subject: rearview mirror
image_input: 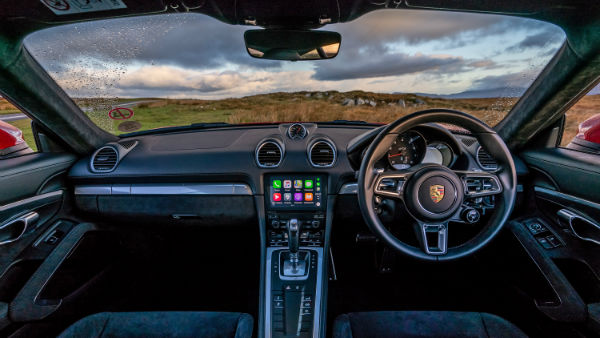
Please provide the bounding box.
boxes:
[244,29,341,61]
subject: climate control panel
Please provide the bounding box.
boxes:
[267,211,325,247]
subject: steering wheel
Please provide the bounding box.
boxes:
[358,109,517,261]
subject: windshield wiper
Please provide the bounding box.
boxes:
[120,122,231,137]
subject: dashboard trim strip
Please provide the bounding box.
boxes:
[75,183,253,196]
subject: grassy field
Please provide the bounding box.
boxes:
[0,98,21,115]
[83,91,515,134]
[1,92,599,152]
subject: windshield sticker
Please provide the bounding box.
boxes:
[118,121,142,133]
[41,0,126,15]
[108,107,134,120]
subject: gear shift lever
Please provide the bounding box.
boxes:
[288,219,299,257]
[282,219,307,277]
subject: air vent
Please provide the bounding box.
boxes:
[309,140,336,167]
[119,139,138,149]
[477,147,498,171]
[256,141,283,168]
[91,146,119,172]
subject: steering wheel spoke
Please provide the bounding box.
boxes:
[413,221,449,256]
[373,169,411,200]
[455,171,503,198]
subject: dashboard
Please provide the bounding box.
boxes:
[67,122,506,225]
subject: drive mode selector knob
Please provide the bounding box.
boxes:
[462,208,481,224]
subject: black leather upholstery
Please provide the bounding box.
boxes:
[58,311,253,338]
[333,311,527,338]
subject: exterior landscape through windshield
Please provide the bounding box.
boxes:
[22,10,566,135]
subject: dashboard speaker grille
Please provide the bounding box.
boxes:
[461,138,476,147]
[119,139,138,149]
[92,146,118,172]
[477,147,498,171]
[309,140,336,167]
[256,141,282,167]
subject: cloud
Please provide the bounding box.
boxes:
[470,73,533,93]
[312,50,498,81]
[111,66,321,98]
[507,29,564,52]
[25,13,282,72]
[312,53,465,81]
[119,66,245,93]
[332,10,505,48]
[23,9,565,99]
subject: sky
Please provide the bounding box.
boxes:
[24,9,566,100]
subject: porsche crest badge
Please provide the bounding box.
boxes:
[430,185,445,203]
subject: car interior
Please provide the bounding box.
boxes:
[0,0,600,337]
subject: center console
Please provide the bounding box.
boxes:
[264,174,327,338]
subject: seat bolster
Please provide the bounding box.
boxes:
[332,313,353,338]
[58,311,254,338]
[332,311,527,338]
[481,313,527,338]
[234,313,254,338]
[58,312,111,338]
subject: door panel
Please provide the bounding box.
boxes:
[0,153,76,205]
[0,152,76,332]
[521,147,600,334]
[522,148,600,203]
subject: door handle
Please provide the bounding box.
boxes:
[0,212,39,246]
[558,209,600,245]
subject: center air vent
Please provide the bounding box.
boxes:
[91,146,119,172]
[477,147,498,171]
[309,140,336,167]
[256,140,283,168]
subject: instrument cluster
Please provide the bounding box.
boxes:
[386,129,455,170]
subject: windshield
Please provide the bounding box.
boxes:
[24,10,565,135]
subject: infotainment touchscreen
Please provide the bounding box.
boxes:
[267,175,326,210]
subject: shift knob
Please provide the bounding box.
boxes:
[288,219,300,254]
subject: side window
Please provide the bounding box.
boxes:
[0,97,37,155]
[561,82,600,153]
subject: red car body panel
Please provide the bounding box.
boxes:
[0,120,24,150]
[577,114,600,144]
